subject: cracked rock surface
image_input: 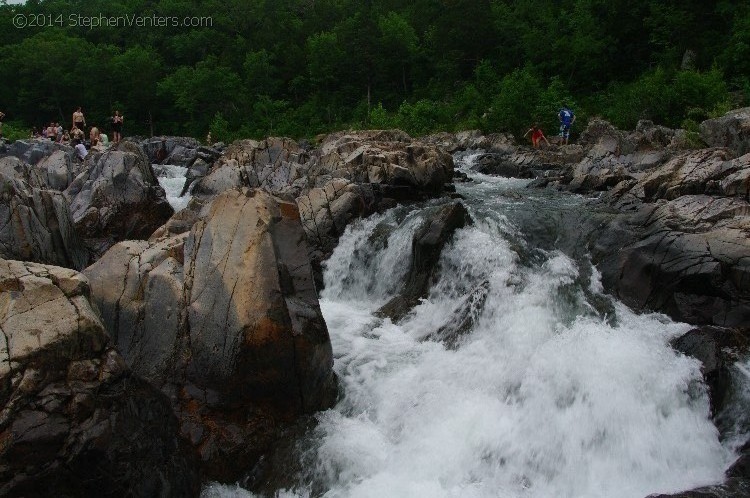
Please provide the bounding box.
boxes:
[84,188,337,482]
[64,146,174,258]
[0,258,198,497]
[0,171,88,270]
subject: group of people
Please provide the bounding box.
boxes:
[30,107,125,161]
[523,105,576,148]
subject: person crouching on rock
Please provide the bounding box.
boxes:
[71,124,85,143]
[523,124,550,148]
[73,139,88,161]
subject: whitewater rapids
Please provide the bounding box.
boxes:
[204,153,742,498]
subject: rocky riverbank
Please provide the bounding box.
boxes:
[0,111,748,495]
[0,129,458,493]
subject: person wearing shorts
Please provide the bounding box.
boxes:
[112,110,123,143]
[558,105,575,145]
[72,107,86,131]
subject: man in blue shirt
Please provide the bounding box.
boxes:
[558,105,576,145]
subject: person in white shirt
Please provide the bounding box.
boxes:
[74,140,88,161]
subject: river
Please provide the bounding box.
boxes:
[157,152,744,498]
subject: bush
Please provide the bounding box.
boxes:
[368,103,397,129]
[1,121,30,142]
[396,99,450,136]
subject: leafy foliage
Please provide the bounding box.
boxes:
[0,0,744,140]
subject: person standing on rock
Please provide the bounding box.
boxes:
[558,105,576,145]
[72,107,86,131]
[523,124,550,148]
[112,110,123,143]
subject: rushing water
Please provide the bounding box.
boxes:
[154,163,191,212]
[204,152,743,498]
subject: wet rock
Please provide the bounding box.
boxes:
[672,326,749,417]
[84,188,337,482]
[593,194,750,327]
[64,149,174,258]
[0,259,198,497]
[377,201,472,321]
[425,280,490,348]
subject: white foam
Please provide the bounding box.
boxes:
[202,154,738,498]
[155,164,190,212]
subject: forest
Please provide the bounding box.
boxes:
[0,0,748,142]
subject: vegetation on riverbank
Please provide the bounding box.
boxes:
[0,0,746,141]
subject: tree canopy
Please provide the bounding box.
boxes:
[0,0,747,140]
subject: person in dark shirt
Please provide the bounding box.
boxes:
[558,105,576,145]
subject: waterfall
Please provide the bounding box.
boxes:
[154,163,191,212]
[203,152,743,498]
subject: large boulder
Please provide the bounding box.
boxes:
[0,173,88,270]
[312,130,454,196]
[0,147,82,192]
[700,107,750,156]
[84,188,337,481]
[586,147,750,327]
[377,201,472,321]
[592,194,750,327]
[193,137,313,198]
[64,149,174,257]
[0,259,198,497]
[638,149,740,201]
[0,139,75,167]
[297,179,378,288]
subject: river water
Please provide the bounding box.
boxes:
[180,152,742,498]
[154,163,191,212]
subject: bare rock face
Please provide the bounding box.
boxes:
[312,130,454,196]
[700,107,750,156]
[422,130,517,153]
[193,137,313,198]
[84,188,337,481]
[297,179,372,254]
[0,139,75,167]
[589,150,750,327]
[0,259,198,497]
[0,173,88,270]
[64,149,174,258]
[0,149,82,192]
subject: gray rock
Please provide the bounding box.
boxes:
[700,107,750,156]
[0,139,75,166]
[0,173,88,269]
[0,259,198,497]
[84,188,337,482]
[64,149,174,257]
[377,201,473,321]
